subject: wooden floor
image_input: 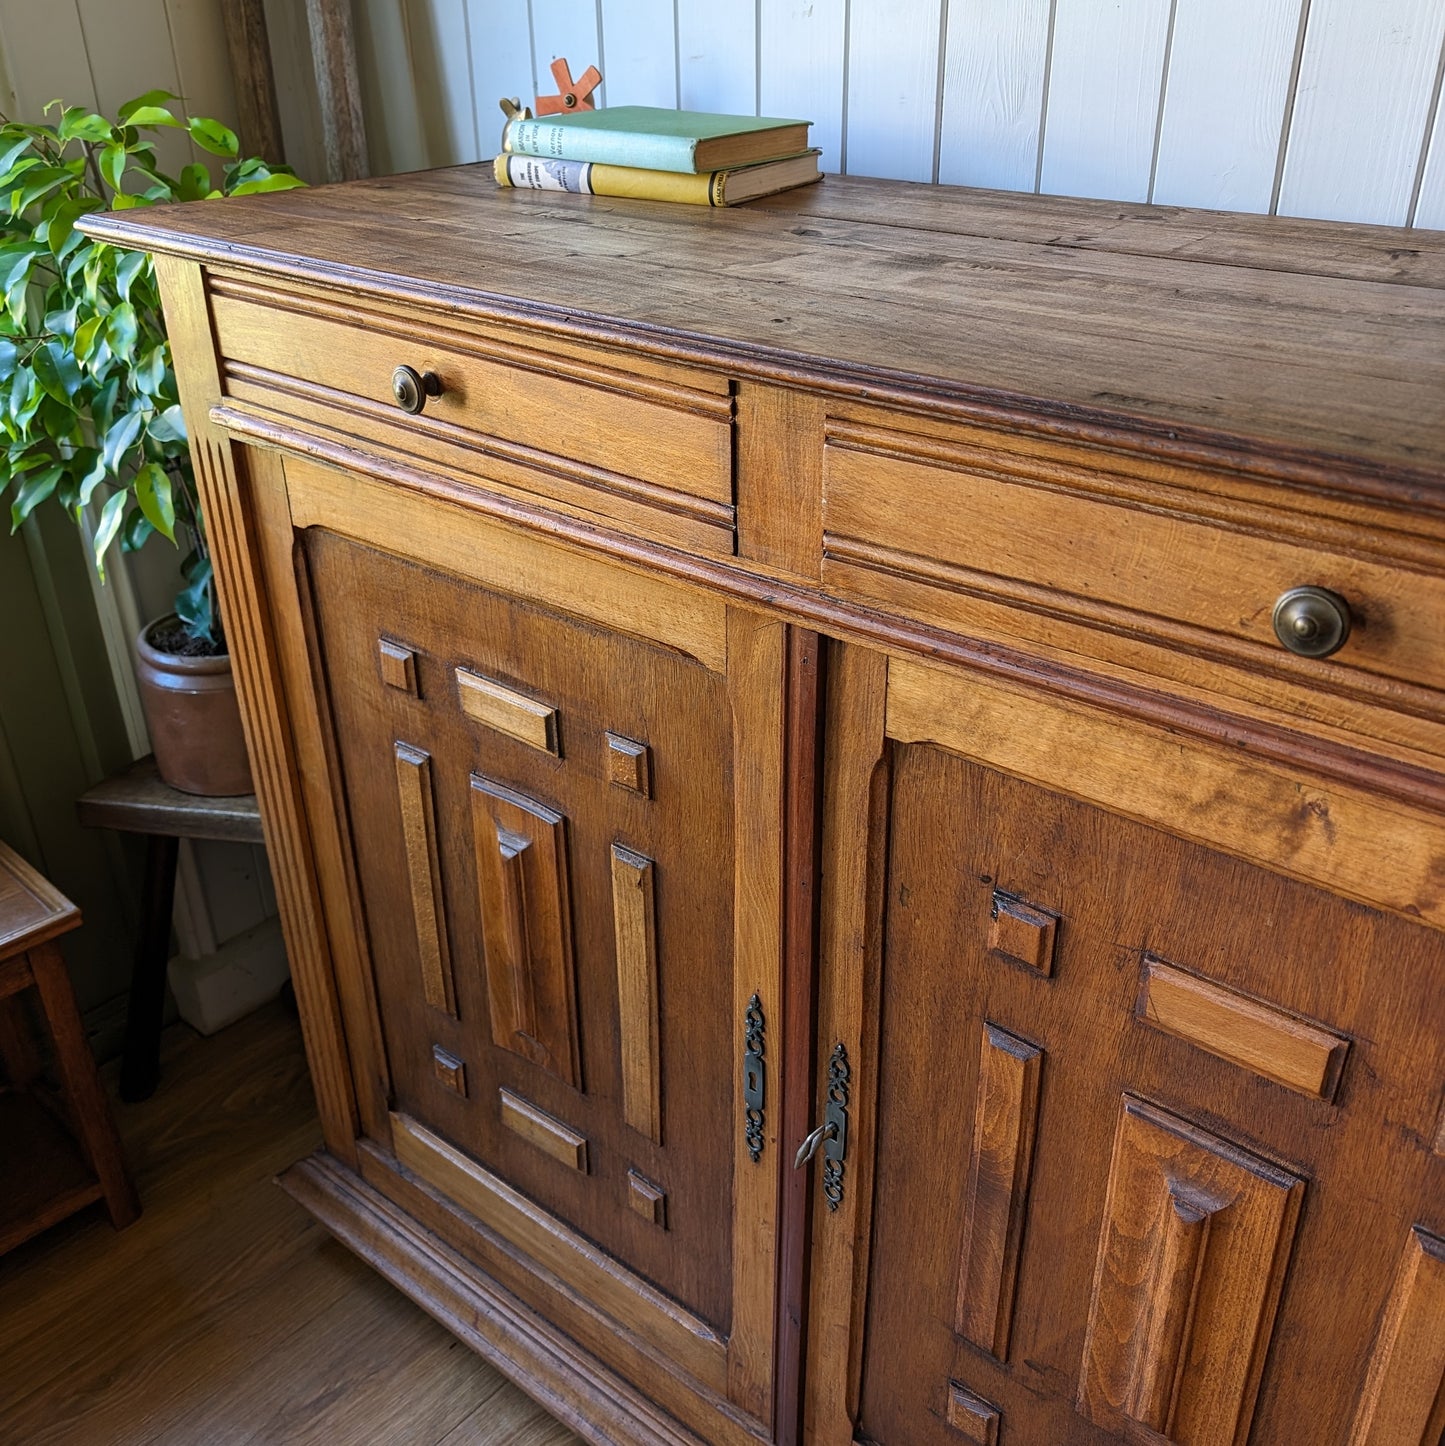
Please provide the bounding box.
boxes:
[0,1000,579,1445]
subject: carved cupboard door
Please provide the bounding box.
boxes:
[804,644,1445,1446]
[255,454,808,1445]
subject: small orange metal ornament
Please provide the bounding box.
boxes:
[535,57,602,115]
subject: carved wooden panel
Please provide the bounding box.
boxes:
[1079,1097,1303,1442]
[1347,1226,1445,1446]
[954,1023,1041,1361]
[1137,957,1350,1101]
[470,776,580,1089]
[456,667,560,755]
[301,526,746,1379]
[852,730,1444,1446]
[392,742,454,1015]
[611,844,661,1143]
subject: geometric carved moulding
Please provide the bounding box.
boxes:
[457,666,560,755]
[955,1023,1042,1362]
[1079,1096,1304,1445]
[1137,956,1350,1103]
[987,889,1058,977]
[393,741,456,1015]
[1346,1225,1445,1446]
[470,774,581,1088]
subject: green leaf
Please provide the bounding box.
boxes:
[114,247,147,301]
[10,464,63,529]
[100,407,143,472]
[177,162,212,202]
[0,338,16,383]
[148,402,187,444]
[39,197,84,256]
[120,106,180,129]
[75,448,108,509]
[135,343,166,395]
[187,116,238,158]
[57,108,113,144]
[0,136,34,181]
[121,505,155,552]
[32,340,82,403]
[106,300,138,360]
[176,553,214,643]
[133,459,175,542]
[228,172,307,197]
[91,488,127,579]
[9,166,70,217]
[73,313,105,365]
[110,192,142,210]
[99,141,126,192]
[117,90,179,122]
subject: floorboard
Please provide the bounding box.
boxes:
[0,1000,579,1445]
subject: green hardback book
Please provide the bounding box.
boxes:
[501,106,812,174]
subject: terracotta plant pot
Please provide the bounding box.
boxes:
[134,616,253,797]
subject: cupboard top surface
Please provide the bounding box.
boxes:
[83,170,1445,486]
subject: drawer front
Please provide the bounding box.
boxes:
[209,277,736,553]
[822,412,1445,754]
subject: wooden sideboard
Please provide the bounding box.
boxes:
[84,173,1445,1446]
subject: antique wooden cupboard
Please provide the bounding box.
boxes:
[85,173,1445,1446]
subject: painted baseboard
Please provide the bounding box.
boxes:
[167,916,289,1035]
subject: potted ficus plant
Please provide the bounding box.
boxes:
[1,92,302,795]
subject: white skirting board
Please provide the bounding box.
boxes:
[167,916,290,1036]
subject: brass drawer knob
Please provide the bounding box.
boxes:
[391,364,442,415]
[1272,586,1352,658]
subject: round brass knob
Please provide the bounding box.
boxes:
[391,364,442,415]
[1272,586,1352,658]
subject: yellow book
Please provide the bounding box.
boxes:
[493,150,822,207]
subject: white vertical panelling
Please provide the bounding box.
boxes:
[759,0,847,172]
[937,0,1052,191]
[677,0,756,114]
[73,0,194,175]
[263,0,327,181]
[356,0,427,174]
[601,0,678,110]
[1416,88,1445,228]
[1040,0,1172,202]
[1279,0,1445,223]
[846,0,944,181]
[163,0,237,126]
[532,0,606,108]
[407,0,479,165]
[1152,0,1303,212]
[0,0,98,119]
[467,0,537,152]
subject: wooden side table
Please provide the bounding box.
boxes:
[0,840,140,1254]
[77,755,266,1102]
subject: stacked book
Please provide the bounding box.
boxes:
[494,106,821,207]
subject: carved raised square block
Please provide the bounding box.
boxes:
[1137,957,1350,1101]
[606,732,652,797]
[955,1022,1042,1360]
[988,890,1057,976]
[470,776,581,1087]
[393,742,455,1015]
[627,1168,667,1228]
[499,1087,589,1173]
[378,638,417,694]
[1080,1096,1303,1443]
[946,1381,1000,1444]
[432,1045,466,1096]
[1348,1226,1445,1446]
[456,668,560,755]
